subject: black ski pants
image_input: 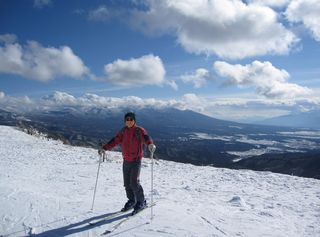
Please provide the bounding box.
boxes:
[123,160,145,204]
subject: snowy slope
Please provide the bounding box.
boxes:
[0,125,319,237]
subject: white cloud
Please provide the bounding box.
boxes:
[247,0,290,8]
[213,60,312,99]
[103,54,166,87]
[0,34,17,44]
[88,5,127,21]
[178,93,207,113]
[42,91,77,105]
[165,80,179,91]
[34,0,52,8]
[286,0,320,42]
[181,68,213,88]
[129,0,297,59]
[0,34,90,81]
[88,5,116,21]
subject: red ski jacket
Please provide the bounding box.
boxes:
[102,125,153,162]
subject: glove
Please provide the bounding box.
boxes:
[98,148,105,156]
[148,144,156,153]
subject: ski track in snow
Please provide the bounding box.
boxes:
[0,125,319,237]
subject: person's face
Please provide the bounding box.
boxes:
[125,117,135,128]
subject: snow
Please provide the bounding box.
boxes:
[191,131,320,161]
[1,125,320,237]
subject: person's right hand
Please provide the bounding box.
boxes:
[148,144,156,153]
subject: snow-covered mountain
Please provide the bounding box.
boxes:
[256,110,320,129]
[1,125,319,237]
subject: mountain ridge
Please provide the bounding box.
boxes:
[256,109,320,129]
[0,106,319,179]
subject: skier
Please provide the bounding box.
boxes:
[99,112,156,214]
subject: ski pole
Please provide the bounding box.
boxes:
[91,152,103,210]
[150,150,154,220]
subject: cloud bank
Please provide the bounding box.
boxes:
[1,91,319,122]
[213,60,312,99]
[0,34,89,81]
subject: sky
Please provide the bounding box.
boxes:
[1,0,320,122]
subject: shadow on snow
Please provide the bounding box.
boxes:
[6,211,131,237]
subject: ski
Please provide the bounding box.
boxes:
[88,211,124,226]
[101,203,155,235]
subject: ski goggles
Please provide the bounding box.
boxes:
[125,117,134,122]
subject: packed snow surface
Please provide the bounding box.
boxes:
[0,126,319,237]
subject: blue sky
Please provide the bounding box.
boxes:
[1,0,320,122]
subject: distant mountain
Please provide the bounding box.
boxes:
[0,109,19,126]
[256,110,320,129]
[1,106,320,179]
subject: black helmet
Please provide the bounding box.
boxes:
[124,111,136,121]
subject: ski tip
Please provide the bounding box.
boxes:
[101,230,111,235]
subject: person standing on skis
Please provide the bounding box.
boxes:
[99,112,156,214]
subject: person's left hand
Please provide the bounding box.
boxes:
[98,148,105,156]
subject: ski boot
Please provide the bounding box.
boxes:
[132,200,147,215]
[121,200,135,212]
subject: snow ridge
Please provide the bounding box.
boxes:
[0,126,319,236]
